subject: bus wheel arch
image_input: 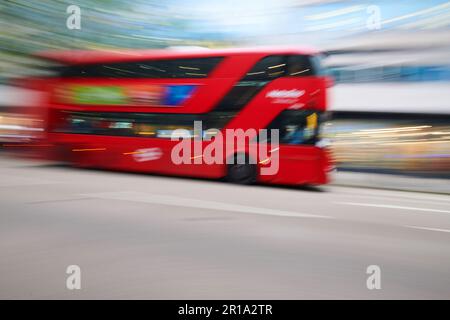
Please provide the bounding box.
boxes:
[226,152,258,184]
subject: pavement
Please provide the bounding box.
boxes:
[332,171,450,195]
[0,155,449,299]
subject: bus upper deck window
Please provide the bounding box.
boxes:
[287,55,314,76]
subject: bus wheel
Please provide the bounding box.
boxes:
[226,154,257,184]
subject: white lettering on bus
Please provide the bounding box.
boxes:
[133,148,163,162]
[266,89,305,99]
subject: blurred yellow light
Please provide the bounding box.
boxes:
[268,63,286,69]
[355,125,432,135]
[381,140,450,146]
[306,113,318,130]
[72,148,106,152]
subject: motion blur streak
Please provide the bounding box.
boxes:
[1,0,449,177]
[0,0,450,299]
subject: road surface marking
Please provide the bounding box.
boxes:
[27,197,93,204]
[331,186,450,203]
[334,191,450,206]
[335,202,450,214]
[405,226,450,234]
[85,191,332,219]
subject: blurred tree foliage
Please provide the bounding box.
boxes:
[0,0,227,82]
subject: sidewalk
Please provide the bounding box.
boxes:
[332,171,450,195]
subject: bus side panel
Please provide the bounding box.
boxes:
[49,134,226,178]
[257,146,326,185]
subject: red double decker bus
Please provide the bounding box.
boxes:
[27,47,333,185]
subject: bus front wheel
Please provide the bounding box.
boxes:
[226,154,257,185]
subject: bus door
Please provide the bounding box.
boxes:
[259,110,324,184]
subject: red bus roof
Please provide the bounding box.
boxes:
[36,46,321,65]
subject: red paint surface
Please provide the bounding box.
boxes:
[27,47,332,185]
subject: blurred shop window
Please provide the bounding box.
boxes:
[421,66,442,81]
[309,55,327,76]
[401,66,420,81]
[340,69,355,83]
[381,66,400,81]
[355,67,381,82]
[329,68,342,83]
[326,65,450,84]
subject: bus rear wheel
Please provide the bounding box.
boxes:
[226,154,257,185]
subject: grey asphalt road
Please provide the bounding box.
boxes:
[0,155,449,299]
